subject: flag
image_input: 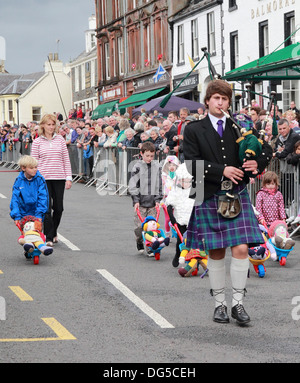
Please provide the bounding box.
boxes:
[188,54,196,72]
[153,63,166,83]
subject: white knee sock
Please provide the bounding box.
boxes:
[208,257,226,308]
[230,257,249,307]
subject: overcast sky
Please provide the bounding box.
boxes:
[0,0,96,74]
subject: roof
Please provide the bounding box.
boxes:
[0,72,44,95]
[224,42,300,82]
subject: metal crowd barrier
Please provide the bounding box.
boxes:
[1,142,299,226]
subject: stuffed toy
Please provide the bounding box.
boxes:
[249,224,277,261]
[269,220,295,250]
[18,215,53,256]
[178,235,208,277]
[142,216,170,250]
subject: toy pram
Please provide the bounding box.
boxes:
[136,206,168,260]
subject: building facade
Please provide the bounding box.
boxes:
[68,15,98,115]
[170,0,224,103]
[94,0,189,116]
[223,0,300,111]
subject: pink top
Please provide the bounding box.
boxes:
[255,187,286,226]
[31,134,72,181]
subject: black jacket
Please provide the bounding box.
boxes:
[183,115,272,201]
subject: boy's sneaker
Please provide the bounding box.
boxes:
[136,242,144,253]
[146,247,154,257]
[292,216,300,225]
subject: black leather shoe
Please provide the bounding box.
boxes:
[231,304,250,325]
[213,305,230,323]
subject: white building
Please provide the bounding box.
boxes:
[68,15,98,115]
[223,0,300,111]
[170,0,224,103]
[0,54,71,125]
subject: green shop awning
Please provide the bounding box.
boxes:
[91,100,118,119]
[224,42,300,82]
[118,87,165,109]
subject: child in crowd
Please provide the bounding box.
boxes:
[128,141,162,255]
[165,163,194,267]
[287,140,300,224]
[161,155,180,236]
[9,155,53,255]
[255,171,286,227]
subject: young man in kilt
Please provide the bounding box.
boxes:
[183,80,272,325]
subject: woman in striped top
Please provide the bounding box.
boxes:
[31,114,72,246]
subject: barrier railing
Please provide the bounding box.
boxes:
[1,142,299,223]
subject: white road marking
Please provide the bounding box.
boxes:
[97,269,175,329]
[57,233,80,251]
[0,193,7,199]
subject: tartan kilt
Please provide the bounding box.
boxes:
[186,186,264,251]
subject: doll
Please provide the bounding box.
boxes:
[269,220,295,250]
[18,215,53,256]
[178,234,208,277]
[142,216,170,251]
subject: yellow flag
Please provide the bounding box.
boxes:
[188,54,196,71]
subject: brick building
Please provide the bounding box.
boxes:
[94,0,189,117]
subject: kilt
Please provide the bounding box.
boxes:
[186,185,264,251]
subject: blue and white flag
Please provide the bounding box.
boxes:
[153,63,166,83]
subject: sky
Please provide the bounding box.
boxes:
[0,0,96,74]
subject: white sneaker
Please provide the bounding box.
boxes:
[292,216,300,225]
[286,216,295,224]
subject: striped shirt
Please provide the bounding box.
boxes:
[31,134,72,181]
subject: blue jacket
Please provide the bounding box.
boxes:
[10,170,49,221]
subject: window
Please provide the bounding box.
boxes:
[143,23,150,67]
[283,80,299,112]
[91,59,96,87]
[177,25,184,64]
[8,100,13,121]
[105,43,110,79]
[118,37,124,75]
[81,63,85,90]
[259,21,269,57]
[207,12,216,54]
[230,31,239,70]
[32,107,41,122]
[284,11,296,46]
[191,19,199,59]
[75,66,79,92]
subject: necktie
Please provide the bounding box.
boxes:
[217,120,223,137]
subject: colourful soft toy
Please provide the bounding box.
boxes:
[249,224,277,261]
[269,220,295,250]
[18,215,53,256]
[178,235,208,277]
[142,216,170,250]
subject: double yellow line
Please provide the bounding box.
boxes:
[0,285,76,342]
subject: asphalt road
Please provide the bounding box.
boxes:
[1,166,300,367]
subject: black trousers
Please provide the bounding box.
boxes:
[44,180,65,242]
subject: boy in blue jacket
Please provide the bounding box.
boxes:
[10,155,52,255]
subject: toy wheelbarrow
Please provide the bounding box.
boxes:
[16,222,42,265]
[136,206,167,260]
[248,251,270,278]
[268,239,294,266]
[172,223,208,278]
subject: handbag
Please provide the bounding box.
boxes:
[1,143,5,152]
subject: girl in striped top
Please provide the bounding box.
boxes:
[31,114,72,246]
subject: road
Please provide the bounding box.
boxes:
[1,166,300,367]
